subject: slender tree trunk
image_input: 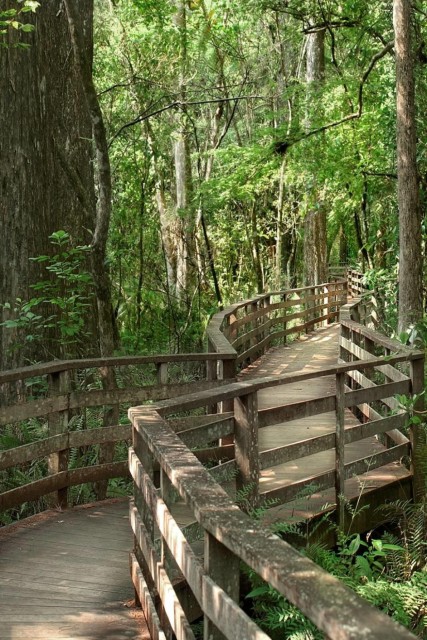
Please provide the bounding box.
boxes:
[275,160,286,288]
[393,0,423,332]
[173,0,195,302]
[303,26,327,286]
[64,0,117,358]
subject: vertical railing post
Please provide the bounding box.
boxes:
[342,276,348,306]
[335,372,345,530]
[207,339,218,415]
[228,313,237,343]
[282,293,288,345]
[324,284,330,326]
[220,357,236,417]
[47,369,70,509]
[410,355,426,503]
[339,324,350,363]
[261,295,270,350]
[157,362,168,386]
[250,301,258,359]
[234,391,259,509]
[132,419,155,609]
[203,533,240,640]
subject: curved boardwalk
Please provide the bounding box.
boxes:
[0,499,150,640]
[241,323,411,525]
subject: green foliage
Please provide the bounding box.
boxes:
[0,0,40,47]
[246,500,427,638]
[362,267,399,333]
[1,231,95,360]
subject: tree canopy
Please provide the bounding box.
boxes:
[1,0,426,359]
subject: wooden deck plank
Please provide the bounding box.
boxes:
[0,500,150,640]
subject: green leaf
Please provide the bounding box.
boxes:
[372,539,382,552]
[246,585,270,598]
[348,534,361,555]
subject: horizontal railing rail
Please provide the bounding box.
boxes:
[0,353,236,515]
[207,279,347,367]
[0,277,347,518]
[1,269,423,638]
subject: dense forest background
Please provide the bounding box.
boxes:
[1,0,426,365]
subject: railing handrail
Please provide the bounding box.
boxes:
[0,351,236,385]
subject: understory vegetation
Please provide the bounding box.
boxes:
[246,500,427,639]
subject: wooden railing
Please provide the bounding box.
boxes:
[0,278,346,518]
[207,279,347,368]
[340,296,425,502]
[129,276,423,640]
[1,273,423,638]
[0,353,236,514]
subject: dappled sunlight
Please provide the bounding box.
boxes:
[9,607,147,640]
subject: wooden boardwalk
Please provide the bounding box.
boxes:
[0,323,413,638]
[240,324,411,525]
[0,499,150,640]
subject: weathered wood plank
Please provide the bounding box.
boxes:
[130,505,196,640]
[344,444,409,479]
[0,424,131,471]
[344,414,407,445]
[234,392,259,507]
[260,470,336,505]
[344,380,411,408]
[168,412,233,431]
[339,336,410,383]
[0,462,129,510]
[340,319,416,355]
[178,418,234,448]
[130,553,168,640]
[0,500,149,640]
[155,353,416,417]
[259,396,335,428]
[259,433,336,469]
[0,379,230,425]
[0,352,235,384]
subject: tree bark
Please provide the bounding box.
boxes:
[0,1,98,369]
[393,0,423,332]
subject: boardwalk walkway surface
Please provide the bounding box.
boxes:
[0,499,150,640]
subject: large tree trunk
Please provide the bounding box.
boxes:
[0,1,98,368]
[303,27,328,286]
[393,0,423,332]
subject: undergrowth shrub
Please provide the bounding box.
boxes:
[246,500,427,638]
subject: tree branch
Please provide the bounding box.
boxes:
[109,95,264,147]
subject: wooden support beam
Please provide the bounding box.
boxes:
[47,370,70,509]
[234,392,259,509]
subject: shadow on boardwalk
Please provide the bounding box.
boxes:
[0,499,150,640]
